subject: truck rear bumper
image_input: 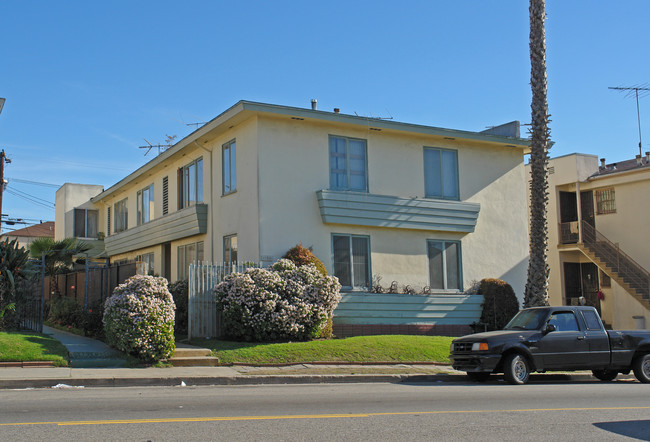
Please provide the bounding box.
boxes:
[450,354,501,372]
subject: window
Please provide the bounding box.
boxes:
[547,311,580,332]
[137,184,154,225]
[424,147,459,200]
[595,188,616,214]
[178,158,203,209]
[136,252,155,275]
[332,234,370,288]
[329,136,368,192]
[114,199,128,233]
[223,234,238,263]
[74,208,98,238]
[427,240,462,290]
[222,140,236,195]
[177,241,204,279]
[581,310,602,331]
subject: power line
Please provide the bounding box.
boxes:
[4,188,54,210]
[6,177,60,188]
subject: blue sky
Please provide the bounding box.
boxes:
[0,1,648,228]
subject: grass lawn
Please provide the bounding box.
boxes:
[0,331,69,366]
[190,335,454,365]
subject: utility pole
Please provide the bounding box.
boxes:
[0,149,6,234]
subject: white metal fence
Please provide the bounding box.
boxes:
[188,261,261,340]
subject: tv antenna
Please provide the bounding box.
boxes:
[186,122,206,129]
[609,84,650,157]
[138,135,177,156]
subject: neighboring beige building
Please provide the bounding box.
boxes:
[0,221,54,250]
[56,100,531,334]
[531,152,650,330]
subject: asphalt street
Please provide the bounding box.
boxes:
[1,380,649,440]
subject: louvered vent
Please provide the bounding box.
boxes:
[162,176,169,215]
[107,207,111,235]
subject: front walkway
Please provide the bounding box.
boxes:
[42,326,127,368]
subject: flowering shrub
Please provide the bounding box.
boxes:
[215,259,341,341]
[103,275,175,362]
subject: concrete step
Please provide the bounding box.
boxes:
[172,347,212,358]
[167,356,221,367]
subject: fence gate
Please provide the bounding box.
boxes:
[188,262,260,340]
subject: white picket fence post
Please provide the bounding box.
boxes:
[187,261,261,341]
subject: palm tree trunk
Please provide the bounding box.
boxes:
[524,0,551,307]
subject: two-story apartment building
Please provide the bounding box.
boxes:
[531,152,650,330]
[56,100,530,334]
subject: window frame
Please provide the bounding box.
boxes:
[177,241,204,280]
[331,233,371,290]
[426,239,463,291]
[178,157,203,209]
[222,139,237,196]
[328,135,369,192]
[223,234,238,264]
[423,146,460,200]
[136,183,154,226]
[114,198,128,233]
[595,188,616,215]
[73,208,99,239]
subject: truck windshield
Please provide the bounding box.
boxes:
[504,309,547,330]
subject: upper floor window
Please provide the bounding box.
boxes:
[427,239,462,291]
[114,198,128,233]
[222,140,236,195]
[329,136,368,192]
[332,234,370,289]
[223,234,238,264]
[74,208,98,238]
[595,188,616,214]
[137,184,154,225]
[424,147,459,200]
[178,158,203,209]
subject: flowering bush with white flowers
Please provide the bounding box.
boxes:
[215,259,341,341]
[103,275,176,362]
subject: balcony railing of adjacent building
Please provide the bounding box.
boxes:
[559,221,580,244]
[580,220,650,303]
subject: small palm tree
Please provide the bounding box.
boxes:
[29,238,91,297]
[524,0,551,307]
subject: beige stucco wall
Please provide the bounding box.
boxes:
[539,153,650,329]
[255,115,528,299]
[54,183,104,240]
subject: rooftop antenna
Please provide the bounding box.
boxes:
[138,135,176,156]
[186,122,205,129]
[609,84,650,157]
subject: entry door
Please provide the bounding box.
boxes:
[580,191,595,228]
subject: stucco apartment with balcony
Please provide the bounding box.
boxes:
[56,100,530,334]
[529,152,650,330]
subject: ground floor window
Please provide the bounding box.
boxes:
[177,241,204,280]
[136,252,155,275]
[332,234,370,289]
[223,234,238,264]
[427,240,462,291]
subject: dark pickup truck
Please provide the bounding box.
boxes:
[450,306,650,384]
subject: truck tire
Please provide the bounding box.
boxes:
[467,372,491,382]
[592,369,618,381]
[503,353,530,385]
[633,354,650,383]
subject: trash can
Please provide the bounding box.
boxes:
[633,316,646,330]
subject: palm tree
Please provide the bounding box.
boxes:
[29,238,91,297]
[524,0,551,307]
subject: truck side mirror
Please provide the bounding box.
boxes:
[544,323,556,334]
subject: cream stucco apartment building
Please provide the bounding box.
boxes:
[56,100,530,334]
[531,152,650,330]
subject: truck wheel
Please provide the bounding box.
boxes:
[633,354,650,383]
[503,353,530,385]
[592,369,618,381]
[467,372,491,382]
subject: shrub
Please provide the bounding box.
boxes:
[103,275,175,362]
[476,278,520,331]
[48,296,83,328]
[215,259,341,341]
[169,279,188,335]
[81,301,105,339]
[283,243,328,276]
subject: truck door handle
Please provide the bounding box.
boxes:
[577,336,585,340]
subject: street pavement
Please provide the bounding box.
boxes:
[0,326,636,389]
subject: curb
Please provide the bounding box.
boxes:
[0,372,638,390]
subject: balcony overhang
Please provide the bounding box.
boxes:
[104,204,208,256]
[316,190,480,233]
